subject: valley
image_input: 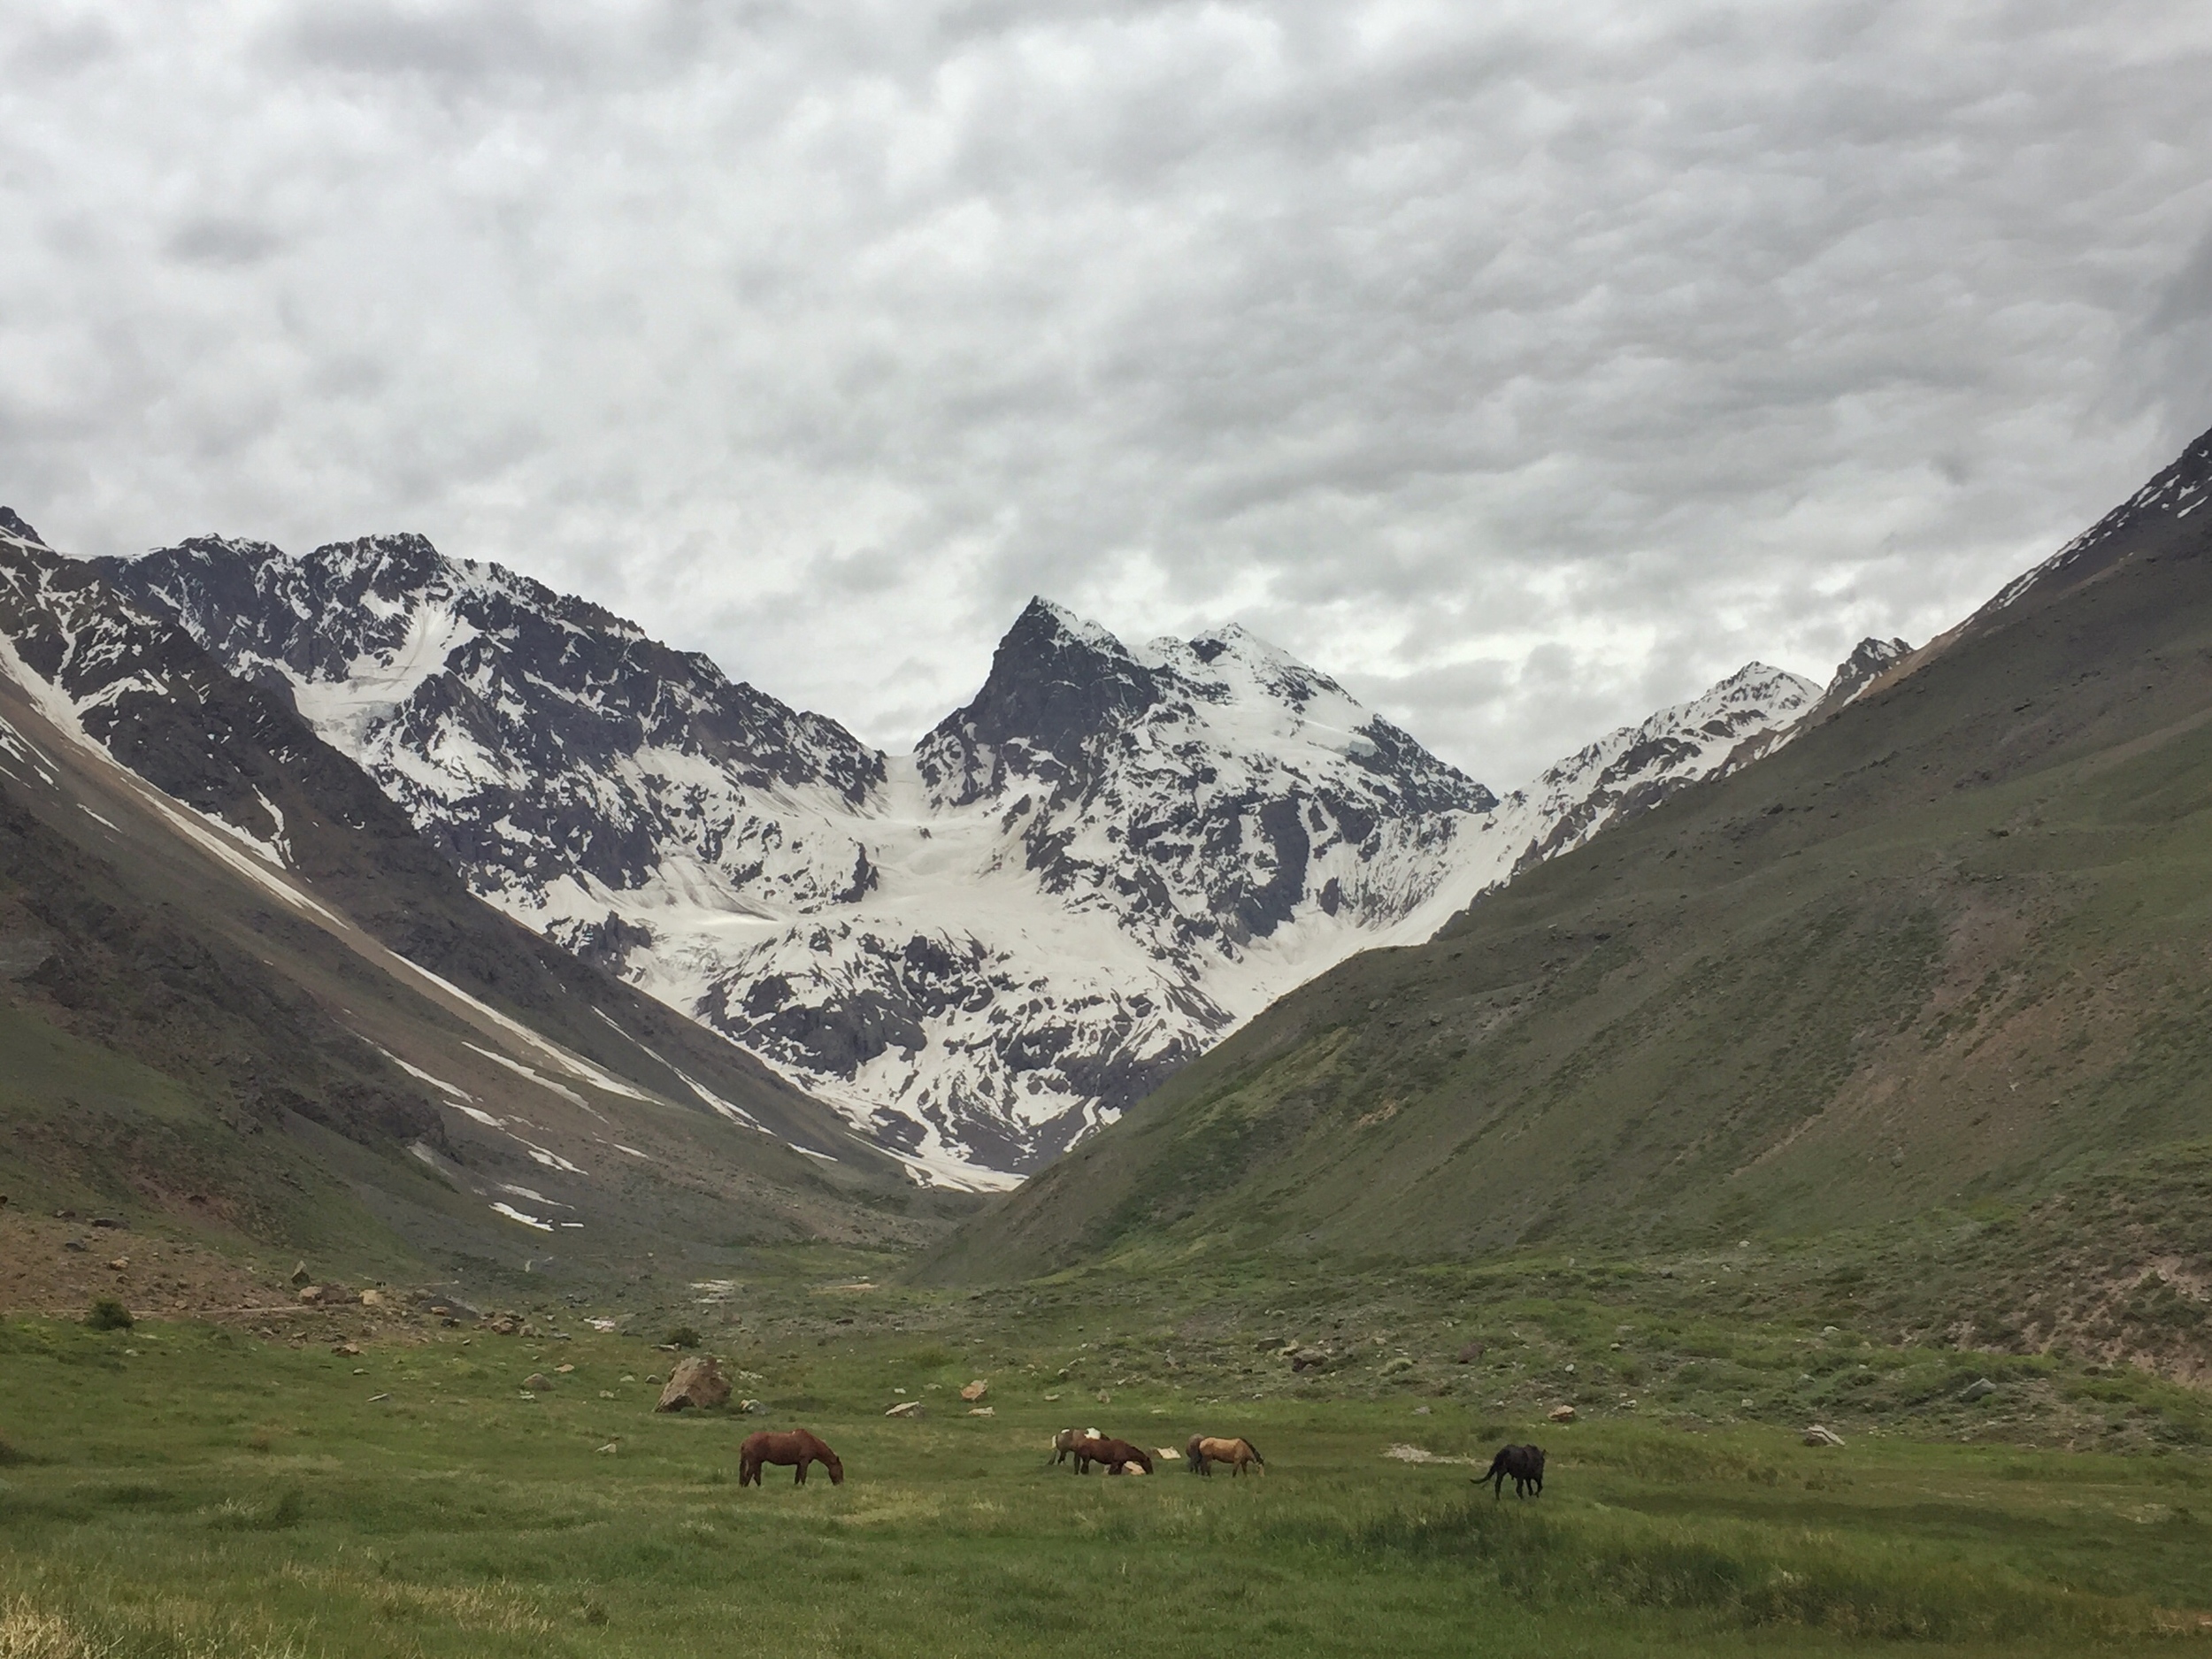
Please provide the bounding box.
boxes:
[4,426,2212,1656]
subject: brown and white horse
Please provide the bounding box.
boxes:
[739,1428,844,1486]
[1186,1435,1264,1477]
[1051,1427,1102,1465]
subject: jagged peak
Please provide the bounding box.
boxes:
[1821,635,1913,710]
[0,507,48,549]
[1015,596,1129,657]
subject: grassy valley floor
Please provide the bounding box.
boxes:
[4,1236,2212,1659]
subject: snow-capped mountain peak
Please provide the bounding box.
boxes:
[99,535,1847,1183]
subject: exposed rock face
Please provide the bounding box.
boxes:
[655,1356,730,1412]
[104,533,1855,1184]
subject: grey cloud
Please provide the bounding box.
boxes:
[1,3,2208,787]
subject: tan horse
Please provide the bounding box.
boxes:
[1186,1434,1264,1477]
[739,1428,843,1486]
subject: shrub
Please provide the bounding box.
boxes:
[85,1299,133,1333]
[664,1325,702,1349]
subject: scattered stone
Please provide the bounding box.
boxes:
[595,1441,618,1455]
[1380,1356,1415,1376]
[967,1406,995,1417]
[1548,1404,1577,1423]
[555,1363,575,1375]
[599,1391,615,1399]
[656,1356,731,1413]
[332,1342,361,1357]
[106,1257,129,1271]
[1289,1348,1330,1373]
[1804,1424,1846,1448]
[1959,1377,1998,1402]
[290,1263,311,1286]
[1413,1405,1431,1416]
[360,1289,387,1309]
[368,1393,390,1402]
[1118,1461,1148,1475]
[91,1217,124,1230]
[959,1379,988,1402]
[63,1240,86,1253]
[524,1373,554,1392]
[297,1286,323,1304]
[1454,1341,1486,1365]
[885,1401,924,1418]
[736,1399,764,1415]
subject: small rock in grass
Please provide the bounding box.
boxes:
[556,1363,575,1374]
[1804,1424,1845,1447]
[885,1401,924,1418]
[595,1441,618,1455]
[524,1373,554,1392]
[656,1356,731,1413]
[736,1399,763,1415]
[968,1406,995,1417]
[1455,1341,1486,1364]
[333,1342,361,1356]
[960,1379,988,1402]
[1548,1404,1577,1423]
[1959,1377,1998,1402]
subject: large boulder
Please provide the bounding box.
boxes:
[656,1356,731,1412]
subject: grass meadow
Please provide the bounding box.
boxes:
[3,1304,2210,1658]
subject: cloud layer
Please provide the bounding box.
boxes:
[4,1,2209,783]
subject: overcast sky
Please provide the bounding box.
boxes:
[4,3,2210,785]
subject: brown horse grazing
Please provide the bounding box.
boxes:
[1480,1443,1544,1500]
[739,1429,844,1487]
[1185,1435,1265,1477]
[1073,1436,1153,1475]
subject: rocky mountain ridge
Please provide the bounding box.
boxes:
[95,534,1870,1182]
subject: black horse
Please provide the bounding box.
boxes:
[1480,1443,1545,1500]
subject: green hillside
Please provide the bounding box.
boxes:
[925,427,2212,1286]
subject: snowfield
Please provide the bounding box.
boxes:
[96,533,1850,1185]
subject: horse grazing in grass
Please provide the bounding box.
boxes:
[1051,1427,1102,1466]
[1186,1435,1265,1477]
[1480,1443,1544,1500]
[739,1429,843,1487]
[1074,1436,1152,1475]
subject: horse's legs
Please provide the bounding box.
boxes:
[795,1460,807,1486]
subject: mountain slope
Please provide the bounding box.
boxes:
[0,517,949,1282]
[922,419,2212,1282]
[107,535,1837,1179]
